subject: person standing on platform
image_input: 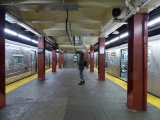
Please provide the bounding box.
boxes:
[77,53,85,85]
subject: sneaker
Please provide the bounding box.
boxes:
[78,81,84,85]
[82,80,85,84]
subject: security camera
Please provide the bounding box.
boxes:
[112,8,121,18]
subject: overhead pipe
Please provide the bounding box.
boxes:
[101,18,114,32]
[59,45,90,50]
[101,0,151,33]
[116,0,151,22]
[59,45,84,49]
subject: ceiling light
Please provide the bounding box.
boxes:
[110,37,119,43]
[5,13,18,23]
[18,22,41,36]
[4,28,17,36]
[112,30,119,34]
[18,34,31,41]
[105,41,110,45]
[32,40,38,44]
[120,32,128,39]
[148,17,160,27]
[6,13,41,36]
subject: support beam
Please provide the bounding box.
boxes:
[86,51,89,68]
[98,37,105,80]
[59,51,62,68]
[52,50,57,72]
[0,9,5,108]
[90,45,94,72]
[62,52,63,68]
[127,13,148,110]
[38,36,45,80]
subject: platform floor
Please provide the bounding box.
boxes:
[1,68,160,120]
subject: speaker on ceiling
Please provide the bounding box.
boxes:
[112,8,121,18]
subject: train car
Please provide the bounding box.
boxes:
[94,53,98,67]
[5,39,52,85]
[94,34,160,97]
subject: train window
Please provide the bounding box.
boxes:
[106,52,108,60]
[105,52,108,71]
[120,49,128,80]
[74,54,78,62]
[121,50,128,65]
[110,52,116,63]
[12,50,24,64]
[13,56,23,64]
[148,48,151,68]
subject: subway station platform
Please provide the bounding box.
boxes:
[1,68,160,120]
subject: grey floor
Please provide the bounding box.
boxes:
[0,68,160,120]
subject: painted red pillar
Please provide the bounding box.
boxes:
[61,52,63,67]
[90,45,94,72]
[59,51,62,68]
[38,36,45,80]
[52,50,57,72]
[127,13,148,110]
[0,9,5,108]
[86,51,89,68]
[98,37,105,80]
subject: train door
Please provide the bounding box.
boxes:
[31,50,37,74]
[48,53,50,68]
[73,53,79,67]
[96,54,98,67]
[105,52,108,71]
[120,49,128,81]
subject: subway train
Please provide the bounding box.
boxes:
[5,39,52,85]
[94,34,160,98]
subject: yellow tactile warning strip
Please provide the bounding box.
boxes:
[6,68,52,93]
[94,67,160,109]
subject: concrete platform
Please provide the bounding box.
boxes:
[0,68,160,120]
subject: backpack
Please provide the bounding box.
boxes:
[84,61,87,67]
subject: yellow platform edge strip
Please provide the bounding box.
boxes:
[6,68,52,93]
[94,67,160,109]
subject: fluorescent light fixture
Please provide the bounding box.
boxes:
[4,28,17,36]
[105,32,128,46]
[18,22,41,36]
[105,41,110,45]
[101,18,114,32]
[148,17,160,27]
[110,37,119,43]
[18,34,31,41]
[120,32,128,39]
[112,30,119,34]
[32,39,38,44]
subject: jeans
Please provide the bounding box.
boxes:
[79,70,84,80]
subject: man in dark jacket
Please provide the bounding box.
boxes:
[77,53,85,85]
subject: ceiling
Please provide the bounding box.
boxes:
[1,0,160,52]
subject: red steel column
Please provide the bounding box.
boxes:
[127,13,148,110]
[52,50,57,72]
[59,51,62,68]
[86,51,89,68]
[38,36,45,80]
[90,45,94,72]
[98,37,105,80]
[61,52,63,67]
[0,9,5,108]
